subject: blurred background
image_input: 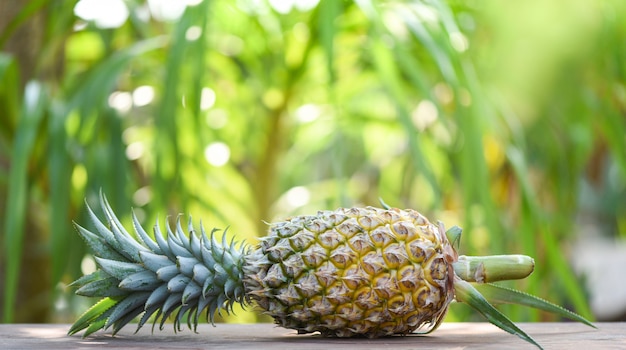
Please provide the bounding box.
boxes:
[1,0,625,326]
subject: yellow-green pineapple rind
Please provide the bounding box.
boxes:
[243,207,456,337]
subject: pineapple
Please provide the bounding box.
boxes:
[69,195,594,349]
[245,206,456,337]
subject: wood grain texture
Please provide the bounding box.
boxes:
[0,323,623,350]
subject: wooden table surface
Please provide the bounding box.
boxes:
[0,322,623,350]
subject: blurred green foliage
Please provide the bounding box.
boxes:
[1,0,625,325]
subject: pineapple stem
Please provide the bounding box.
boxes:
[453,255,534,283]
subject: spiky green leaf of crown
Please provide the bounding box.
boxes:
[68,194,248,337]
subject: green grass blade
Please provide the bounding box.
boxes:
[2,81,47,322]
[67,36,167,112]
[318,0,341,83]
[395,3,457,84]
[151,8,193,210]
[317,0,345,207]
[0,54,20,137]
[455,278,543,350]
[475,283,596,328]
[507,146,594,318]
[0,0,47,48]
[370,38,439,204]
[48,102,73,283]
[597,107,626,178]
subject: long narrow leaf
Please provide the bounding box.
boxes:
[2,81,47,322]
[0,54,19,135]
[0,0,47,48]
[49,102,73,284]
[68,297,120,336]
[454,278,543,350]
[67,36,167,113]
[475,283,596,328]
[508,146,594,318]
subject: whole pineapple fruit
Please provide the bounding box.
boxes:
[69,195,593,349]
[245,206,456,337]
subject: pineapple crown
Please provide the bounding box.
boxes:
[69,194,248,336]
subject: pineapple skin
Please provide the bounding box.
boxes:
[243,207,457,337]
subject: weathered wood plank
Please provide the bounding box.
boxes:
[0,323,623,350]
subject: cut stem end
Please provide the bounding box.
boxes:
[453,255,535,283]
